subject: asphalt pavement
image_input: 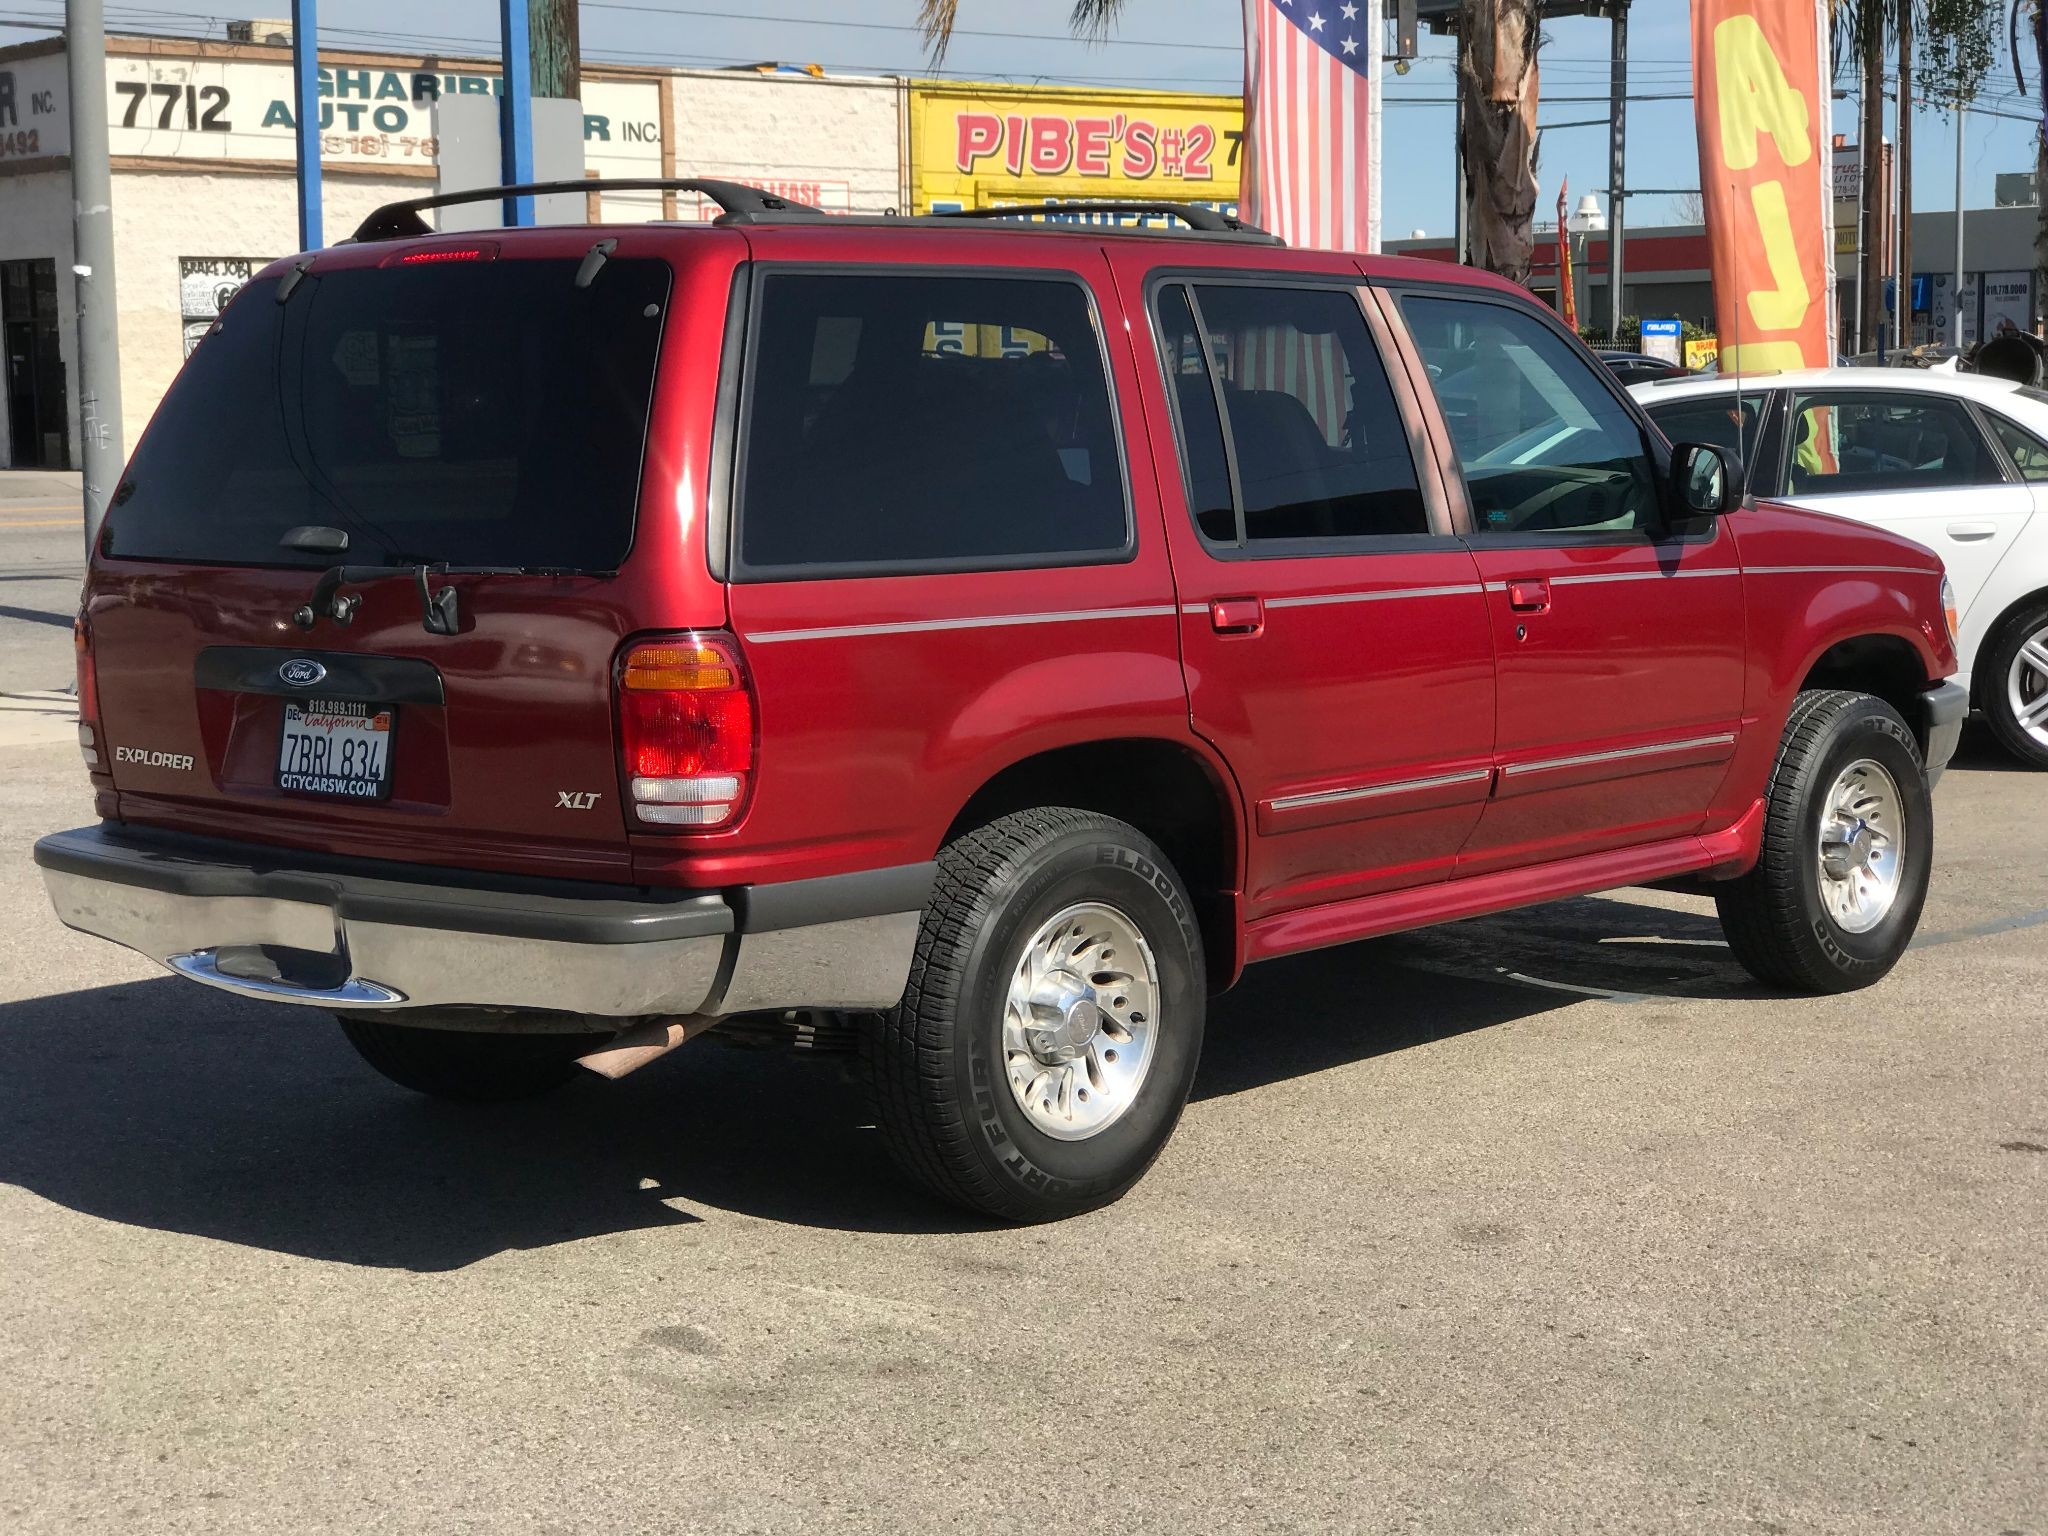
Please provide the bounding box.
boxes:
[0,544,2042,1531]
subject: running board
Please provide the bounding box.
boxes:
[1242,799,1765,965]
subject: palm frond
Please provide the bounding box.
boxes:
[1069,0,1129,43]
[917,0,962,66]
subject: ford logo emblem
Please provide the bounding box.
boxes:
[279,658,327,688]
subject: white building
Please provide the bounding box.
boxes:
[0,29,906,467]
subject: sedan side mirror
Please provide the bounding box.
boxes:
[1670,441,1744,524]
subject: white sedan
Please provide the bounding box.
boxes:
[1632,366,2048,768]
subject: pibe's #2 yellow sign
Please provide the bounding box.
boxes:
[910,81,1242,216]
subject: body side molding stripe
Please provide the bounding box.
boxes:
[1267,766,1492,813]
[1503,732,1739,779]
[744,605,1177,645]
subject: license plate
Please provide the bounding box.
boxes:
[276,699,395,801]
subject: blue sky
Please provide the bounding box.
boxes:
[9,0,2040,232]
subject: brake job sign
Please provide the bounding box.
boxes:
[909,80,1242,222]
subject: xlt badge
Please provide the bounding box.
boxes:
[556,791,603,810]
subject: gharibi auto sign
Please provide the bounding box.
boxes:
[103,54,660,177]
[0,51,70,161]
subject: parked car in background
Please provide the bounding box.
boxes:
[33,184,1964,1223]
[1597,349,1690,385]
[1634,367,2048,767]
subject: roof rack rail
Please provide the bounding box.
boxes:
[352,178,823,241]
[932,201,1281,242]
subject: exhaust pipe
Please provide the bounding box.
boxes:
[576,1014,719,1079]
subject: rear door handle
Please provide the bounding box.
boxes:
[1209,597,1264,635]
[1946,521,1998,542]
[1506,578,1551,613]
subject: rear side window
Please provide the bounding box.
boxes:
[1787,392,1997,494]
[108,256,670,570]
[1989,411,2048,481]
[1156,282,1427,545]
[736,272,1129,574]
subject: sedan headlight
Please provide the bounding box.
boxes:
[1941,576,1959,646]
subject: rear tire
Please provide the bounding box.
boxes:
[866,808,1206,1222]
[1715,690,1932,993]
[1980,598,2048,769]
[337,1017,596,1103]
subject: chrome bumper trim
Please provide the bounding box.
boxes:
[36,828,930,1022]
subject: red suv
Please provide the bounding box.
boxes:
[38,182,1965,1221]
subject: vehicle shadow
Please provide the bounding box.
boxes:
[0,896,1770,1267]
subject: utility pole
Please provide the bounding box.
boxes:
[66,0,121,554]
[1607,4,1627,343]
[1954,103,1967,349]
[1897,0,1912,345]
[1858,14,1885,353]
[529,0,580,97]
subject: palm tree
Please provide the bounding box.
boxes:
[1457,0,1544,285]
[917,0,1123,63]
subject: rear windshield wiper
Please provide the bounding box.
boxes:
[292,559,568,636]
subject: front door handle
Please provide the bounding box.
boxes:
[1209,596,1264,635]
[1506,578,1551,614]
[1946,521,1998,542]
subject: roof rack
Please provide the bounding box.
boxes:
[352,179,1283,247]
[932,201,1279,241]
[353,178,823,241]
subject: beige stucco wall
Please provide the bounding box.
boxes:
[109,168,417,451]
[669,69,904,218]
[0,169,77,468]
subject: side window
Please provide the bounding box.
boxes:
[1401,294,1661,537]
[1986,412,2048,482]
[1188,284,1427,542]
[1152,282,1428,547]
[1788,392,1997,495]
[1647,397,1763,465]
[1152,286,1237,543]
[737,272,1128,573]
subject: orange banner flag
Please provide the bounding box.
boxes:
[1691,0,1836,371]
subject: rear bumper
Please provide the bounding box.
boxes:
[1921,679,1969,787]
[34,824,931,1021]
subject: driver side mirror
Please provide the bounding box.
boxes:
[1669,441,1744,525]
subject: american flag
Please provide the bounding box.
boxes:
[1241,0,1380,252]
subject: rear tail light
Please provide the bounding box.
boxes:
[74,611,101,770]
[617,634,755,829]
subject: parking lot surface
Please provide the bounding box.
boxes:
[0,666,2042,1530]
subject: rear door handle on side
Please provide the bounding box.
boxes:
[1506,578,1551,614]
[1209,597,1265,635]
[1946,521,1998,542]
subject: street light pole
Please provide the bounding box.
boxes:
[1954,103,1967,349]
[65,0,122,554]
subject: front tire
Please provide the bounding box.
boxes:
[1981,598,2048,769]
[1715,690,1932,993]
[867,808,1207,1222]
[337,1017,597,1103]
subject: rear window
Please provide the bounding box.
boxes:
[735,271,1129,574]
[107,255,671,570]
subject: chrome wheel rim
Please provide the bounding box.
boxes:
[2005,622,2048,749]
[1815,757,1906,935]
[1001,901,1159,1142]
